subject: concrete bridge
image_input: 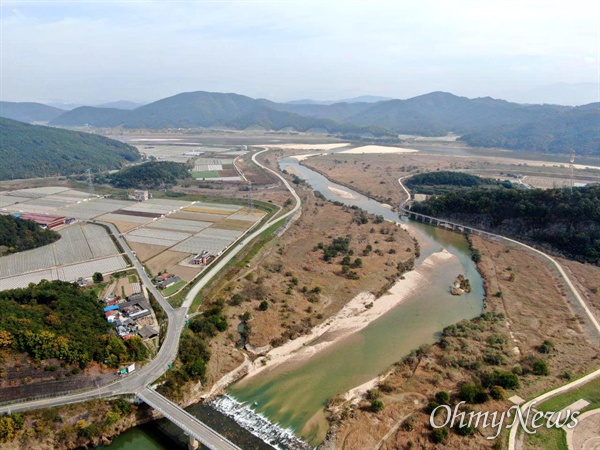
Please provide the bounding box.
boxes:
[136,387,241,450]
[400,207,495,238]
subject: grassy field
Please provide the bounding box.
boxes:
[524,426,568,450]
[537,377,600,413]
[521,377,600,450]
[162,279,187,296]
[191,170,219,178]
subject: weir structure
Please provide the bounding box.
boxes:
[136,387,241,450]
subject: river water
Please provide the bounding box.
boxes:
[106,156,484,449]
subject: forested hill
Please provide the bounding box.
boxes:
[460,102,600,154]
[0,215,60,254]
[105,161,190,189]
[404,171,510,195]
[409,185,600,264]
[0,280,148,366]
[0,101,65,123]
[0,117,140,180]
[46,90,599,155]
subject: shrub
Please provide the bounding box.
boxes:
[259,300,269,311]
[370,399,384,413]
[532,359,550,376]
[538,340,554,354]
[435,391,450,404]
[481,369,520,390]
[455,423,474,436]
[459,383,488,404]
[489,386,507,400]
[431,427,449,444]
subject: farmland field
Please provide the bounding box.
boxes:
[146,250,189,277]
[0,223,120,278]
[192,170,220,178]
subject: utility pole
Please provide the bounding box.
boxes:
[86,168,95,196]
[248,180,253,211]
[569,150,576,191]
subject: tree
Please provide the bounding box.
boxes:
[435,391,450,404]
[92,272,104,283]
[259,300,269,311]
[370,399,384,413]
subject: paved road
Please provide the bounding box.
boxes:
[137,387,241,450]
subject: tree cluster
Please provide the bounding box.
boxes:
[411,185,600,263]
[0,215,60,253]
[106,161,190,189]
[0,280,147,367]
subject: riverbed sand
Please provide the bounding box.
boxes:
[327,186,357,200]
[240,249,456,381]
[290,153,326,161]
[260,143,350,151]
[338,145,419,154]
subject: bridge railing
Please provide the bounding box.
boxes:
[137,388,241,450]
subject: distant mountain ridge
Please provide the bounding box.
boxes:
[0,117,140,180]
[0,101,65,123]
[3,91,598,155]
[286,95,393,105]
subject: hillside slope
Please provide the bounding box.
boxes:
[0,117,140,180]
[0,101,65,123]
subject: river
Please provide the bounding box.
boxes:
[107,156,484,449]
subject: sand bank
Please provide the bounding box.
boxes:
[327,186,357,200]
[260,143,350,151]
[240,249,456,382]
[338,145,419,154]
[290,153,325,161]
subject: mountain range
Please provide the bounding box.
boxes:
[1,91,598,155]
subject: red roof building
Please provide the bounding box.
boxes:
[20,213,66,229]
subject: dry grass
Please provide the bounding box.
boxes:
[128,242,166,262]
[182,206,231,215]
[212,219,252,232]
[145,250,188,277]
[559,258,600,322]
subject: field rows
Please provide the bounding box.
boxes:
[194,164,223,171]
[128,227,192,242]
[147,217,212,233]
[0,255,128,290]
[0,224,120,278]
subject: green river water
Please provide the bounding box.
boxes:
[106,158,484,449]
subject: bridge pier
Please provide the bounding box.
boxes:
[188,434,199,450]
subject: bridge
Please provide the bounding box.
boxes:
[400,207,495,237]
[136,387,241,450]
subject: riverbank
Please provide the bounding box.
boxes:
[237,249,454,382]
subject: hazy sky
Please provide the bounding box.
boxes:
[1,0,599,105]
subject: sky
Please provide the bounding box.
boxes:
[1,0,599,105]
